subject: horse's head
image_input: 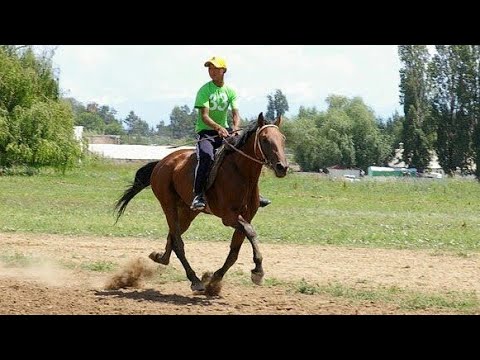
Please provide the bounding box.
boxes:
[255,112,289,177]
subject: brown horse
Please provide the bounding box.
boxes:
[114,112,288,295]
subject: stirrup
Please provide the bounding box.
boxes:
[259,195,271,208]
[190,195,206,210]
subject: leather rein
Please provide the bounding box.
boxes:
[223,124,284,166]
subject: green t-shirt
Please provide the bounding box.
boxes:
[194,81,238,132]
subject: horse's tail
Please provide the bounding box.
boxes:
[114,161,159,224]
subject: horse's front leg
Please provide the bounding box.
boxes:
[204,228,246,295]
[237,215,264,285]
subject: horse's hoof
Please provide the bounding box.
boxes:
[201,271,213,285]
[149,251,169,265]
[191,282,205,293]
[251,270,264,285]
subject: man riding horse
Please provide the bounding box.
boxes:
[191,56,271,211]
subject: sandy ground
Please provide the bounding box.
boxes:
[1,232,479,315]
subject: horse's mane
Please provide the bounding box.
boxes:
[226,118,273,151]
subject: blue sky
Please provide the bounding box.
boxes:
[49,45,404,128]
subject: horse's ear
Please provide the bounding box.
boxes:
[275,115,283,128]
[257,112,265,127]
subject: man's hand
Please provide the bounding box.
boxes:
[216,126,230,138]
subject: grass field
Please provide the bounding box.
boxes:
[1,159,480,252]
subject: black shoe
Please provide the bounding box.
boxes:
[191,194,206,210]
[259,195,271,208]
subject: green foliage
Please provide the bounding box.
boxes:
[1,100,82,172]
[80,260,117,272]
[104,121,125,135]
[124,111,150,136]
[169,105,196,139]
[398,45,432,171]
[266,89,289,120]
[289,95,390,171]
[0,46,82,171]
[0,46,59,112]
[378,110,404,157]
[76,112,106,133]
[431,45,480,176]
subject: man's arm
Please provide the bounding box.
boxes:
[200,107,229,138]
[232,108,240,132]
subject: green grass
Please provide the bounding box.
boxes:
[0,253,42,267]
[79,261,117,272]
[291,279,479,314]
[2,159,480,252]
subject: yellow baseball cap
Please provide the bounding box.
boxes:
[204,56,227,72]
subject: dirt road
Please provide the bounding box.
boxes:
[1,232,479,314]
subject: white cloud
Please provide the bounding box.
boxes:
[51,45,403,125]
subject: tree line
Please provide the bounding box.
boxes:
[399,45,480,177]
[0,45,81,173]
[2,45,480,177]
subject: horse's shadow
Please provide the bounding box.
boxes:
[94,288,228,306]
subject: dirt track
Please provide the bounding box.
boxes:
[1,232,479,315]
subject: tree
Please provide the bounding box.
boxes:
[124,111,150,137]
[169,105,195,139]
[470,46,480,179]
[326,95,390,169]
[430,45,479,175]
[0,46,81,172]
[76,112,105,133]
[1,99,81,171]
[398,45,432,171]
[266,89,289,120]
[378,110,405,162]
[297,106,320,120]
[289,95,390,172]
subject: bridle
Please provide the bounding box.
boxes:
[223,124,285,167]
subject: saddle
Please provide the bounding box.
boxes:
[205,142,228,191]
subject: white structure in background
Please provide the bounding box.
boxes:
[87,144,195,162]
[326,166,362,181]
[388,142,444,177]
[74,127,195,162]
[74,126,84,142]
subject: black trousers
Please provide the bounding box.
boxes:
[193,129,231,195]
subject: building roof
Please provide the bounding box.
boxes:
[88,144,195,160]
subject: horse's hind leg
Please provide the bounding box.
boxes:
[149,201,198,266]
[163,205,204,292]
[237,215,264,285]
[149,234,173,265]
[170,232,205,292]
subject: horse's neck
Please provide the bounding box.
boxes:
[232,135,263,180]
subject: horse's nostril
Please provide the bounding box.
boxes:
[275,163,288,173]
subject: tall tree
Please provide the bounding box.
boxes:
[378,110,405,161]
[470,46,480,179]
[170,105,195,139]
[266,89,289,120]
[124,111,150,136]
[430,45,479,175]
[398,45,432,171]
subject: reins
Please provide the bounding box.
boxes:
[168,124,284,167]
[223,124,284,166]
[167,129,243,149]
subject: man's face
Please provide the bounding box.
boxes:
[208,64,226,81]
